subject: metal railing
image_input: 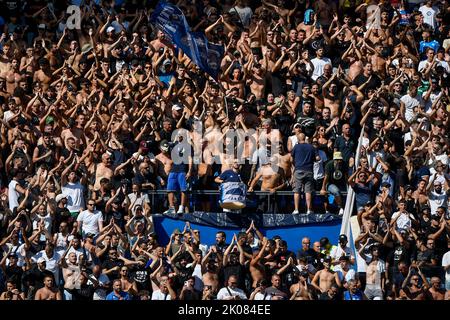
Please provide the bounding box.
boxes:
[146,189,348,214]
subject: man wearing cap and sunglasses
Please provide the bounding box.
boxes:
[321,151,348,215]
[330,234,355,267]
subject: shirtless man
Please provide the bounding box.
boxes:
[246,62,266,100]
[61,114,87,150]
[150,30,170,52]
[360,245,385,300]
[413,179,429,208]
[202,258,220,294]
[426,277,446,300]
[155,140,173,188]
[0,42,12,74]
[250,238,270,288]
[20,47,38,75]
[2,58,23,94]
[290,271,314,300]
[94,153,114,191]
[370,43,387,78]
[311,256,341,294]
[33,58,53,92]
[248,161,286,193]
[34,275,62,300]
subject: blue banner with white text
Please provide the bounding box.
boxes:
[150,0,224,79]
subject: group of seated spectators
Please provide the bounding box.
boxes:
[0,0,448,300]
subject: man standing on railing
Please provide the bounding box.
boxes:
[292,133,320,215]
[321,152,348,216]
[164,131,194,215]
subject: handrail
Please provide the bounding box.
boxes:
[145,190,349,196]
[340,125,365,237]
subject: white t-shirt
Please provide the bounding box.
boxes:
[62,182,85,212]
[32,213,53,242]
[313,149,327,180]
[151,290,172,300]
[311,58,332,81]
[334,266,357,283]
[88,273,110,300]
[442,251,450,284]
[419,5,439,29]
[253,292,273,300]
[8,180,20,211]
[330,245,354,262]
[217,286,248,300]
[127,192,150,214]
[191,264,204,292]
[429,190,447,215]
[229,6,253,27]
[77,210,103,235]
[391,211,414,231]
[400,94,423,122]
[32,250,62,284]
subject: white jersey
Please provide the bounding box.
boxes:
[62,182,85,212]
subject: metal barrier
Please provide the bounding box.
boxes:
[146,189,348,214]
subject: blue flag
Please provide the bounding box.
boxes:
[150,0,224,79]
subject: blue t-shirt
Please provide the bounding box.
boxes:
[219,169,242,183]
[344,290,363,300]
[106,291,131,300]
[292,143,317,172]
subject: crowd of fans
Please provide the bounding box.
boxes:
[0,0,449,300]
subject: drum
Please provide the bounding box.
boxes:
[219,182,247,210]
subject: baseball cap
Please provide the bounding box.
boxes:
[320,237,329,247]
[106,26,115,33]
[300,271,309,278]
[37,257,46,264]
[172,104,183,111]
[139,141,149,153]
[434,180,442,186]
[404,185,413,191]
[333,152,343,160]
[38,24,46,30]
[338,234,348,243]
[45,116,54,125]
[160,140,170,152]
[163,59,172,66]
[55,194,68,203]
[339,255,349,261]
[173,228,182,235]
[323,255,332,262]
[381,182,391,188]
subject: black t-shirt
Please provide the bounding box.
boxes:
[297,248,319,266]
[352,73,381,91]
[131,264,152,292]
[222,264,246,290]
[101,259,124,281]
[72,284,95,301]
[174,265,194,290]
[5,265,23,289]
[181,288,201,300]
[324,160,348,189]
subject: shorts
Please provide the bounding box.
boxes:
[167,172,188,192]
[293,170,314,194]
[327,184,343,197]
[314,178,324,192]
[364,285,383,300]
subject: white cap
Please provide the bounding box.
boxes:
[38,24,46,29]
[172,104,183,111]
[37,257,46,264]
[55,194,68,203]
[106,26,115,33]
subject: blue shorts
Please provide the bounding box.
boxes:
[167,172,187,192]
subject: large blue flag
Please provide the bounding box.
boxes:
[151,0,224,79]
